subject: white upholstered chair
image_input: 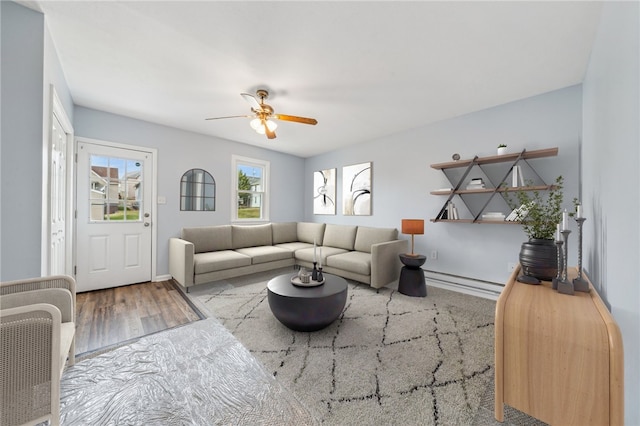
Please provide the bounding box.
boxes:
[0,275,76,426]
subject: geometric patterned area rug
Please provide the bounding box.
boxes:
[189,268,497,425]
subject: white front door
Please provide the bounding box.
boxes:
[76,141,153,292]
[50,114,68,275]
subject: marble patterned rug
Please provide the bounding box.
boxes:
[189,269,497,425]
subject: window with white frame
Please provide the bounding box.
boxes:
[232,155,269,221]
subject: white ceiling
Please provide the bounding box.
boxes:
[22,1,603,158]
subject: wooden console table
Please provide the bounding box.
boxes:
[494,265,623,425]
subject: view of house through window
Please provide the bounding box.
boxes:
[233,155,269,221]
[89,155,143,221]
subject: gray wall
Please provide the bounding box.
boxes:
[582,2,639,423]
[73,107,305,277]
[305,85,581,284]
[1,2,73,281]
[1,2,44,280]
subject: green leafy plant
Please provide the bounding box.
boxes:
[505,175,564,240]
[497,144,507,148]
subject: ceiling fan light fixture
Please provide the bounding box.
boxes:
[253,119,277,135]
[250,118,262,130]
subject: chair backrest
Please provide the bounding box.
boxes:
[1,304,61,426]
[0,275,76,322]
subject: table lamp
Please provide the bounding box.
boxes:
[401,219,424,256]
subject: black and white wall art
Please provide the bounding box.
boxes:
[313,168,336,215]
[342,162,372,215]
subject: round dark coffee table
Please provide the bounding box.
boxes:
[267,273,348,331]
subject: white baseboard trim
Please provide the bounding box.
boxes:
[423,269,504,301]
[154,274,172,282]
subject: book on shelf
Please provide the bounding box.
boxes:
[446,202,459,220]
[505,202,534,221]
[511,165,524,187]
[482,212,505,221]
[466,178,486,190]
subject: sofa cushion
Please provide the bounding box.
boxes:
[354,226,398,253]
[235,246,293,264]
[272,222,298,244]
[297,222,326,245]
[322,224,358,251]
[295,246,348,264]
[326,251,371,276]
[182,225,232,254]
[274,242,314,252]
[232,224,272,249]
[193,250,251,274]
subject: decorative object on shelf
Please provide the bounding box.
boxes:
[452,153,461,161]
[343,162,371,216]
[557,228,574,295]
[401,219,424,256]
[506,176,564,281]
[313,168,336,215]
[497,144,508,155]
[573,204,589,292]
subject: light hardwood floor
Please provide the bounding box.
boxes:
[75,280,203,356]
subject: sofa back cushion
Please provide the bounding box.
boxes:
[232,224,273,249]
[323,224,357,251]
[354,226,398,253]
[182,225,232,254]
[297,222,326,245]
[272,222,298,244]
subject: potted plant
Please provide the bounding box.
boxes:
[497,144,508,155]
[505,175,564,283]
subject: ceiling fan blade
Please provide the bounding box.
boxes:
[241,93,262,111]
[274,114,318,125]
[266,128,277,139]
[205,114,251,121]
[260,118,276,139]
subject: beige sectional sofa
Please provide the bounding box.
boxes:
[169,222,407,291]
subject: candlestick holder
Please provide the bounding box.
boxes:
[312,262,318,281]
[552,239,563,290]
[573,217,589,292]
[557,229,574,295]
[316,267,324,283]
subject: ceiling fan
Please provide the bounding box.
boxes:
[205,89,318,139]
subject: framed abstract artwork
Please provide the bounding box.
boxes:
[342,162,372,215]
[313,168,336,215]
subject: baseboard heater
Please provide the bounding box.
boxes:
[421,269,504,301]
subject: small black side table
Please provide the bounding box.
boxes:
[398,253,427,297]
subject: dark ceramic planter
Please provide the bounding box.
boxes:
[519,238,557,281]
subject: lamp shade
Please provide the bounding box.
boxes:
[401,219,424,235]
